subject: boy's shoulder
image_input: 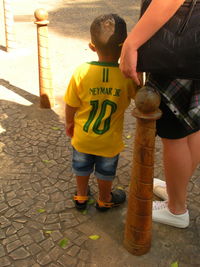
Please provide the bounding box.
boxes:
[74,62,90,72]
[75,61,120,71]
[72,61,120,78]
[71,62,91,80]
[73,61,136,83]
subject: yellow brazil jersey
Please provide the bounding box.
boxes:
[64,61,137,157]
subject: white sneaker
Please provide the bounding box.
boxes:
[152,201,189,228]
[153,178,168,200]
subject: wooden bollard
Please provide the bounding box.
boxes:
[124,86,162,255]
[34,8,54,108]
[3,0,16,52]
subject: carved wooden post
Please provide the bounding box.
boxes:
[124,86,162,255]
[3,0,16,52]
[34,8,54,108]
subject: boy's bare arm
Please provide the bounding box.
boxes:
[65,104,78,138]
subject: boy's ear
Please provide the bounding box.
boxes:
[89,42,96,52]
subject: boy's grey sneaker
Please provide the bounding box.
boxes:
[73,187,91,210]
[95,189,126,212]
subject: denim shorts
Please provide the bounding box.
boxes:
[72,147,119,181]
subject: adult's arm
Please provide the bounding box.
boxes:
[120,0,185,85]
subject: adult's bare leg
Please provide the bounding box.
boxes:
[188,130,200,171]
[162,131,200,214]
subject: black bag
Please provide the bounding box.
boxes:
[137,0,200,79]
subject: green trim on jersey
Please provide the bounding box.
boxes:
[88,61,119,67]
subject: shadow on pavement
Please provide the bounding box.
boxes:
[48,0,140,40]
[0,79,199,266]
[0,79,38,103]
[0,45,6,52]
[0,79,59,121]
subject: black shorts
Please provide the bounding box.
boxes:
[156,100,200,139]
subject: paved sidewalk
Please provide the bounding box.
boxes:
[0,0,200,266]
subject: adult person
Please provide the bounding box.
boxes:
[120,0,200,228]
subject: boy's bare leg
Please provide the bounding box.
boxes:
[97,179,112,202]
[76,175,90,203]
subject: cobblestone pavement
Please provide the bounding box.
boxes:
[0,0,200,266]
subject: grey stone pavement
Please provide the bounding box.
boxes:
[0,0,200,266]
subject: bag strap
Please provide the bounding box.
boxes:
[178,0,197,34]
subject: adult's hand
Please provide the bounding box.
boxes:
[120,39,141,86]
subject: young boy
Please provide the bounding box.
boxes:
[64,14,137,211]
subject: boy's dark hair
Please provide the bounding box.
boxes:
[90,14,127,54]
